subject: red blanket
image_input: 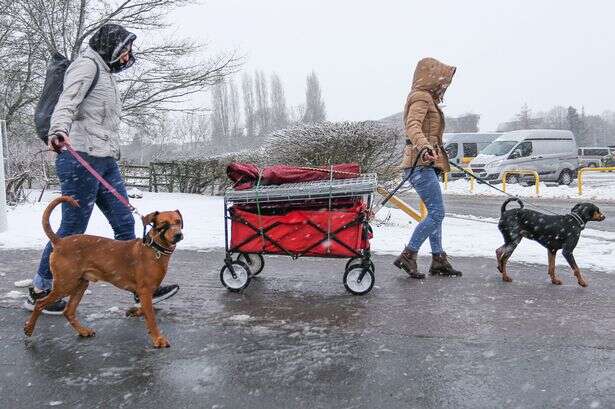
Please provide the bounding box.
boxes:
[227,163,361,190]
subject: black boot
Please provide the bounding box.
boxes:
[429,253,462,276]
[393,248,425,279]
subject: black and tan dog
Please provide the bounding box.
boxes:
[496,198,605,286]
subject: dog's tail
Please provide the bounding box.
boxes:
[501,197,524,215]
[43,196,79,245]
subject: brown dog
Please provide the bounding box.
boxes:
[24,196,183,348]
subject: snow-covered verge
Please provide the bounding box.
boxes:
[442,172,615,201]
[1,191,613,272]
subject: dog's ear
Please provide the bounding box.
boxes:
[142,211,159,226]
[175,210,183,228]
[571,203,582,213]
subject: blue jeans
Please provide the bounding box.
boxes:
[405,167,445,254]
[34,151,135,290]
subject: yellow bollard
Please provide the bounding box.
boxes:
[577,167,615,196]
[502,170,540,197]
[443,172,448,191]
[419,200,428,219]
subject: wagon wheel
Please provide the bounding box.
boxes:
[220,261,251,292]
[343,266,375,295]
[236,253,265,276]
[345,257,375,273]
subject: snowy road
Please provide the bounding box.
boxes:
[1,249,614,408]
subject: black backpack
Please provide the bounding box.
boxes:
[34,52,99,144]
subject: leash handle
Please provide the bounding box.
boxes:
[63,144,139,215]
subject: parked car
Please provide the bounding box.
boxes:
[469,129,578,185]
[443,132,501,178]
[578,146,615,168]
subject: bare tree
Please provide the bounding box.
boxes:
[303,71,326,123]
[543,106,568,129]
[242,73,256,139]
[517,103,532,129]
[254,70,270,136]
[289,104,306,124]
[174,112,210,150]
[270,72,288,130]
[2,0,242,129]
[210,81,229,145]
[228,78,241,139]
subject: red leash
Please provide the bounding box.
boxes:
[63,145,142,217]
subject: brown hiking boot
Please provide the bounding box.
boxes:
[429,253,462,276]
[393,248,425,279]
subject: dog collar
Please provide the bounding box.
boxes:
[570,213,585,229]
[143,235,175,259]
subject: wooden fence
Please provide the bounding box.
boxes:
[44,159,232,195]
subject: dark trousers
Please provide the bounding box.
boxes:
[34,151,135,290]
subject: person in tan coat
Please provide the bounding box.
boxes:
[393,57,463,279]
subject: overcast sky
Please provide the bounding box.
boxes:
[171,0,615,131]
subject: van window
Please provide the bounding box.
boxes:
[518,142,533,157]
[445,143,458,158]
[462,143,478,158]
[510,141,533,159]
[582,148,609,156]
[482,140,517,156]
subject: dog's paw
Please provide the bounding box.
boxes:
[502,275,513,283]
[551,277,563,285]
[23,322,34,337]
[577,280,588,287]
[77,327,96,337]
[152,335,170,348]
[125,307,143,317]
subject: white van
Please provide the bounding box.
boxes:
[469,129,578,185]
[578,147,615,168]
[443,133,501,178]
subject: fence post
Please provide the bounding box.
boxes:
[0,120,8,232]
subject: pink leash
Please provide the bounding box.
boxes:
[64,145,142,217]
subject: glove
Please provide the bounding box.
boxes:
[48,132,68,153]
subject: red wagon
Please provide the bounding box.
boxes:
[220,168,378,295]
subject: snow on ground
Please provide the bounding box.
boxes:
[1,190,614,272]
[443,172,615,201]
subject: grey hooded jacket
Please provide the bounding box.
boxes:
[49,47,122,158]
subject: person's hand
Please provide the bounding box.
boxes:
[48,132,71,153]
[422,147,439,162]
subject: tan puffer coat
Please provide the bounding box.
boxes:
[401,57,456,171]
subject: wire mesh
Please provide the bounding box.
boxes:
[225,173,378,204]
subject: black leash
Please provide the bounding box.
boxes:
[447,161,561,216]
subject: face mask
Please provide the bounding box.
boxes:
[109,51,135,73]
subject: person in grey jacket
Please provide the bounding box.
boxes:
[25,24,179,314]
